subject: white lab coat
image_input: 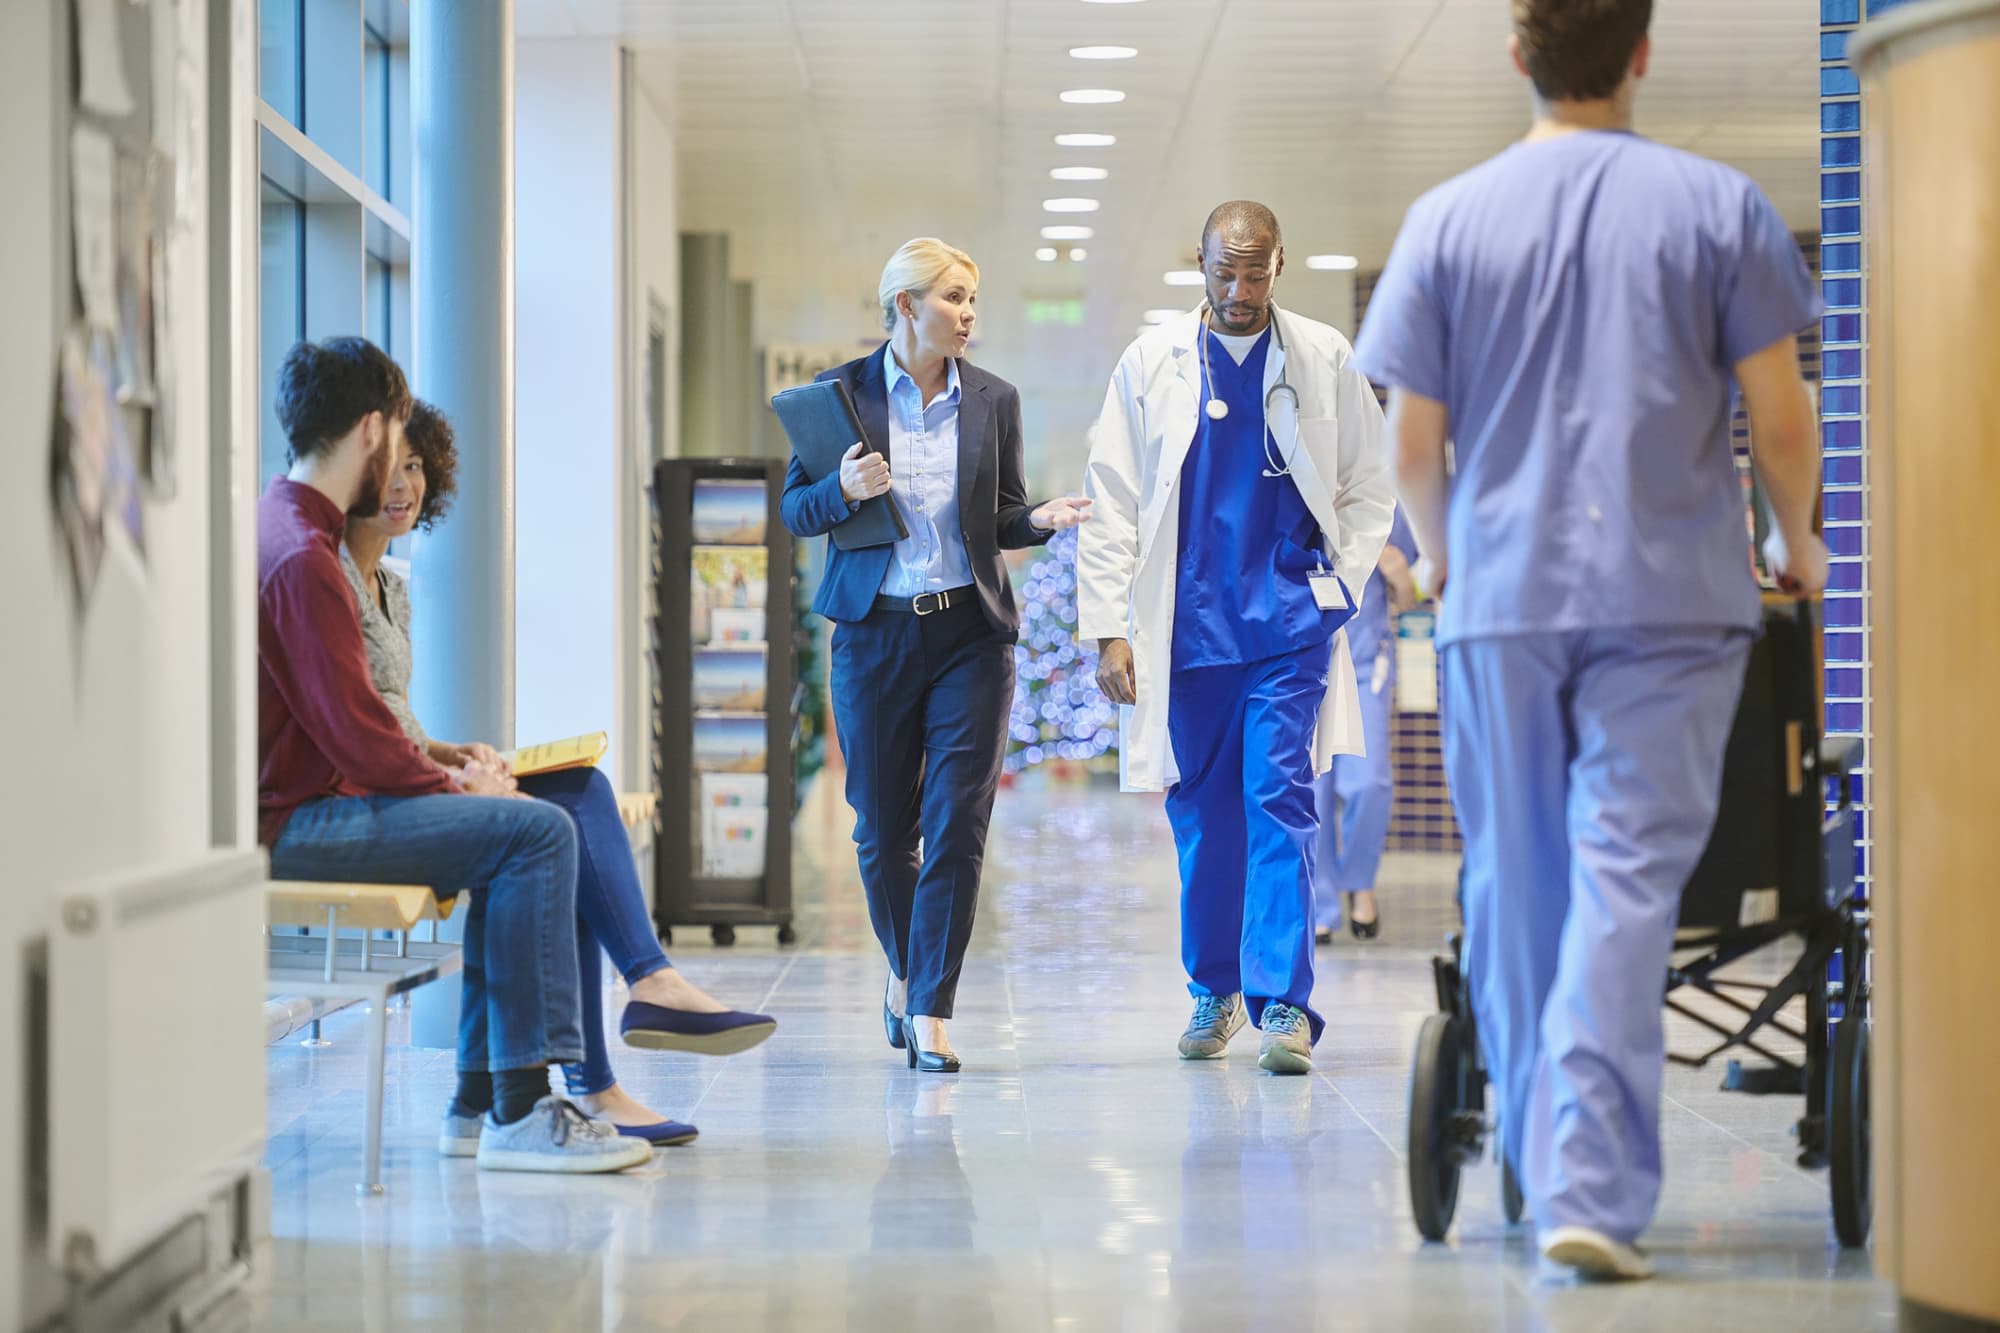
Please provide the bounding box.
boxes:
[1076,305,1395,793]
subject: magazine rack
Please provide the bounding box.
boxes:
[650,458,797,946]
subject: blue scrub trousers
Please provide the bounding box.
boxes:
[1441,626,1749,1242]
[1165,640,1329,1041]
[1312,622,1395,925]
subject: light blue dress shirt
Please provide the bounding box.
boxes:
[1353,130,1820,647]
[878,346,975,598]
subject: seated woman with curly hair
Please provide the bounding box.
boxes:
[342,400,775,1151]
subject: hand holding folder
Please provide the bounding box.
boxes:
[770,380,908,550]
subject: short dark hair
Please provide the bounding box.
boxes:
[1512,0,1651,101]
[403,400,460,533]
[1201,200,1282,252]
[275,337,413,462]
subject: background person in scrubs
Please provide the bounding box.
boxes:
[1312,508,1419,944]
[1354,0,1825,1280]
[1078,201,1394,1076]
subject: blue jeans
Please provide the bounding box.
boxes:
[516,767,673,1096]
[269,793,585,1072]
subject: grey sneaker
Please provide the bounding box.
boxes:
[1178,992,1248,1059]
[1257,1003,1314,1074]
[438,1112,483,1158]
[1540,1225,1655,1281]
[474,1097,654,1174]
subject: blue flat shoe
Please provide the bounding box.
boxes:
[619,1002,777,1056]
[615,1118,699,1147]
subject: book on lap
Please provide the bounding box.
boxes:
[503,731,609,777]
[770,379,908,551]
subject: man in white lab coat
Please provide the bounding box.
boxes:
[1077,201,1394,1073]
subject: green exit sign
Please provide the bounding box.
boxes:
[1025,299,1085,327]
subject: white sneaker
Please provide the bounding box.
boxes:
[474,1097,653,1174]
[438,1112,483,1158]
[1540,1225,1656,1281]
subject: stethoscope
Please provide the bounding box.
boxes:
[1199,302,1300,478]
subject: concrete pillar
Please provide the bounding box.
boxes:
[1851,4,2000,1328]
[408,0,515,1049]
[727,277,754,455]
[680,231,729,456]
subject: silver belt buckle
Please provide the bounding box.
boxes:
[912,591,944,616]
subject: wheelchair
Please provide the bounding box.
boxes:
[1406,600,1872,1247]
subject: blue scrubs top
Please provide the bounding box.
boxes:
[1353,130,1821,648]
[1172,327,1334,671]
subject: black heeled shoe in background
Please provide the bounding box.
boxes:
[884,977,905,1051]
[1345,892,1381,941]
[903,1018,962,1075]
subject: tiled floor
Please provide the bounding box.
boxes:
[254,777,1891,1331]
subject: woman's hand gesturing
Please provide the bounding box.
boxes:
[1031,496,1093,532]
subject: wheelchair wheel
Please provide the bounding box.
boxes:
[1409,1013,1469,1241]
[1829,1007,1872,1247]
[1500,1150,1525,1226]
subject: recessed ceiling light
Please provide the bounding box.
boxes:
[1042,225,1094,240]
[1036,247,1059,262]
[1055,133,1116,148]
[1306,254,1360,271]
[1082,0,1149,5]
[1143,308,1183,323]
[1163,270,1204,286]
[1069,248,1088,261]
[1070,45,1138,59]
[1050,166,1110,182]
[1060,89,1126,104]
[1043,197,1101,213]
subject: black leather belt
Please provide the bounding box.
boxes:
[875,585,977,616]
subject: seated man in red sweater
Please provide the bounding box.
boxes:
[257,335,647,1175]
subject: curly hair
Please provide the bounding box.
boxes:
[1511,0,1652,102]
[402,399,459,532]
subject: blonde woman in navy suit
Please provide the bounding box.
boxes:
[781,238,1090,1072]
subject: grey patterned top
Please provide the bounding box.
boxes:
[340,546,430,750]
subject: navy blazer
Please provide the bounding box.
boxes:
[780,346,1053,630]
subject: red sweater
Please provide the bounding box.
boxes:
[257,478,453,845]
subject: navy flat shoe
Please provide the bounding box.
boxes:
[615,1118,699,1147]
[619,1002,777,1056]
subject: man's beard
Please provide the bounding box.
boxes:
[349,448,392,518]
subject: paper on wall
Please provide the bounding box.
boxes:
[76,0,138,118]
[70,125,119,333]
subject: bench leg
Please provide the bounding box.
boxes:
[359,997,389,1196]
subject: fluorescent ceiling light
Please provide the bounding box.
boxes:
[1306,254,1360,271]
[1043,197,1101,213]
[1036,247,1059,262]
[1041,225,1094,240]
[1070,45,1138,59]
[1060,89,1125,104]
[1069,248,1088,261]
[1083,0,1150,5]
[1143,308,1183,323]
[1055,133,1116,148]
[1050,166,1109,182]
[1163,269,1204,286]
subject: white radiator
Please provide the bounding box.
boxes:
[47,848,268,1280]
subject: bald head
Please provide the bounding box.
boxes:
[1201,200,1282,252]
[1198,200,1285,336]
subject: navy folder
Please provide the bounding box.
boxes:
[770,380,908,551]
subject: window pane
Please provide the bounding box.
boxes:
[365,253,389,354]
[260,182,303,486]
[364,29,390,200]
[259,0,301,123]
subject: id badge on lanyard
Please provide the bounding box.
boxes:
[1309,568,1356,634]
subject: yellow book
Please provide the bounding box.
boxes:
[503,731,610,778]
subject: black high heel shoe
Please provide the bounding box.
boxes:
[884,977,905,1051]
[1346,892,1381,941]
[903,1018,962,1074]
